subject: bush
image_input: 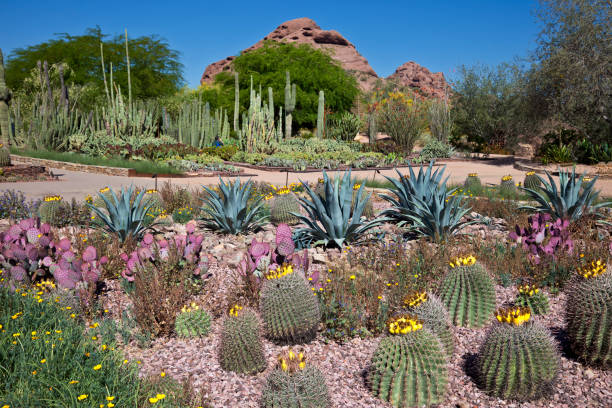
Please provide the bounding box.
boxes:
[376,91,427,152]
[326,112,362,142]
[0,190,40,220]
[417,139,455,162]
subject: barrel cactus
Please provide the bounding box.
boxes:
[261,349,330,408]
[218,305,267,374]
[566,260,611,368]
[38,195,68,226]
[477,306,559,400]
[260,264,321,343]
[499,175,516,196]
[352,183,374,219]
[270,190,301,225]
[403,291,454,356]
[514,283,549,315]
[464,173,481,190]
[174,302,211,338]
[369,315,448,407]
[523,171,541,191]
[437,255,496,328]
[314,178,325,198]
[92,186,114,209]
[0,145,10,167]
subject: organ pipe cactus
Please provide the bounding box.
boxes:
[234,72,240,131]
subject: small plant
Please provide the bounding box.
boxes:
[200,177,267,234]
[172,206,194,224]
[260,264,321,343]
[403,291,454,356]
[477,306,560,400]
[437,255,496,327]
[499,175,516,196]
[368,315,448,407]
[0,190,40,220]
[514,283,549,315]
[565,260,611,368]
[261,349,330,408]
[351,183,374,219]
[174,302,212,338]
[0,145,11,166]
[523,171,542,190]
[218,305,267,374]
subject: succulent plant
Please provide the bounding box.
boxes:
[403,291,454,356]
[477,307,559,400]
[369,316,448,407]
[174,302,212,338]
[270,192,301,225]
[520,167,611,222]
[565,260,611,368]
[464,173,481,190]
[0,147,10,167]
[514,283,549,315]
[523,171,542,190]
[499,175,516,196]
[218,305,267,374]
[437,256,496,328]
[261,349,330,408]
[352,184,374,219]
[260,264,320,343]
[508,213,573,264]
[38,196,68,226]
[48,240,108,289]
[200,177,267,234]
[294,170,386,248]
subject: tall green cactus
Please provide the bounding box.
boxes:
[218,305,267,374]
[239,83,276,153]
[0,48,12,148]
[437,256,496,328]
[284,71,296,139]
[234,72,239,131]
[316,90,324,139]
[368,112,377,145]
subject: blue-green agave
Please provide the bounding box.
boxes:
[293,170,386,248]
[86,186,155,243]
[519,167,611,223]
[199,177,267,234]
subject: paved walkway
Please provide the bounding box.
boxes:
[3,157,612,201]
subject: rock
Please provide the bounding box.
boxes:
[312,253,327,264]
[386,61,450,99]
[584,368,596,380]
[515,143,535,159]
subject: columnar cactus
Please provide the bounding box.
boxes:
[403,291,454,356]
[514,283,549,315]
[566,260,611,368]
[260,264,320,343]
[437,255,496,328]
[523,171,542,190]
[316,90,324,139]
[477,306,559,400]
[464,173,481,190]
[0,48,11,148]
[261,349,330,408]
[175,302,212,338]
[369,315,448,407]
[38,195,68,226]
[0,144,10,166]
[233,72,239,131]
[218,305,266,374]
[499,175,516,195]
[284,71,296,139]
[270,191,301,225]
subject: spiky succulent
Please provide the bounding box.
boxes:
[199,177,267,234]
[261,349,330,408]
[499,175,516,196]
[523,171,542,190]
[175,302,211,338]
[270,192,301,225]
[218,305,266,374]
[38,196,68,226]
[403,291,454,356]
[520,167,611,222]
[477,308,559,400]
[565,261,611,368]
[0,147,10,167]
[352,185,374,219]
[514,283,549,315]
[464,173,481,190]
[438,256,496,327]
[293,170,386,248]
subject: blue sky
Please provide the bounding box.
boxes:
[2,0,541,88]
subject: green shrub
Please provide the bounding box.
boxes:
[172,206,194,224]
[201,145,238,161]
[174,303,211,338]
[417,139,455,162]
[218,305,266,374]
[327,112,362,142]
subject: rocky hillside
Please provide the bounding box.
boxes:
[200,17,448,97]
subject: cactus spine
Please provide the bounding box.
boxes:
[284,71,296,139]
[174,303,211,338]
[437,256,496,328]
[218,306,267,374]
[0,147,10,167]
[0,48,12,149]
[38,196,67,226]
[566,261,611,368]
[316,90,324,139]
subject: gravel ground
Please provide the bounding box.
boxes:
[101,265,612,408]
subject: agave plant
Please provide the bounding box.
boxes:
[87,186,155,243]
[199,178,267,234]
[293,170,386,248]
[519,168,611,223]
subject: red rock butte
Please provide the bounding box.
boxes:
[200,17,449,98]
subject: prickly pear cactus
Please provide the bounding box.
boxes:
[175,302,211,338]
[260,264,320,343]
[566,260,612,369]
[369,315,448,407]
[38,196,67,226]
[523,171,542,191]
[514,283,549,315]
[270,192,301,225]
[261,349,330,408]
[464,173,481,190]
[218,305,266,374]
[403,291,454,357]
[437,256,496,328]
[478,306,559,400]
[499,175,516,196]
[0,145,10,167]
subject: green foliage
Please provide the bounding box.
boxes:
[199,178,267,234]
[261,365,330,408]
[260,270,321,343]
[515,288,549,315]
[404,294,454,357]
[218,307,267,374]
[174,307,212,338]
[574,139,612,165]
[523,173,542,190]
[438,262,496,327]
[352,189,374,219]
[416,139,455,162]
[238,85,278,153]
[202,145,238,161]
[214,42,359,130]
[540,144,573,164]
[428,97,452,143]
[368,330,448,407]
[165,98,230,148]
[519,168,611,222]
[565,270,612,368]
[0,147,10,166]
[37,199,68,226]
[327,111,362,142]
[172,206,194,224]
[270,193,301,225]
[477,321,559,400]
[294,170,386,248]
[376,90,428,152]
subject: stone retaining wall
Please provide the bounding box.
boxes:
[10,155,130,177]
